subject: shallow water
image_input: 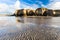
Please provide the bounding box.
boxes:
[0,16,60,40]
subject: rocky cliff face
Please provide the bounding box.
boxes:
[14,9,35,16]
[13,8,60,16]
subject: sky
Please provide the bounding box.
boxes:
[0,0,60,14]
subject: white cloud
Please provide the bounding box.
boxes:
[14,0,20,9]
[1,0,60,15]
[49,2,60,9]
[0,0,20,14]
[0,0,16,4]
[0,3,8,12]
[20,3,39,10]
[44,0,60,9]
[31,4,39,9]
[0,0,40,14]
[35,1,46,8]
[14,0,39,10]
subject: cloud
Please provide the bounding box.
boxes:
[20,3,39,10]
[33,0,60,10]
[0,0,16,4]
[35,1,46,8]
[1,0,60,15]
[32,4,39,9]
[0,0,20,14]
[14,0,20,9]
[48,2,60,10]
[19,1,39,10]
[0,3,8,12]
[45,0,60,10]
[0,0,40,14]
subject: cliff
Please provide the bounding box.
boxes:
[12,8,60,16]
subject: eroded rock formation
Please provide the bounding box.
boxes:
[13,8,60,16]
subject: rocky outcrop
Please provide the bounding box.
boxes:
[14,9,35,16]
[35,8,47,16]
[43,9,53,16]
[26,9,35,16]
[13,8,60,16]
[53,10,60,16]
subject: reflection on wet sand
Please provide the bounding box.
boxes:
[16,16,52,24]
[0,16,60,40]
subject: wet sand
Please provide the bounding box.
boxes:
[0,16,60,40]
